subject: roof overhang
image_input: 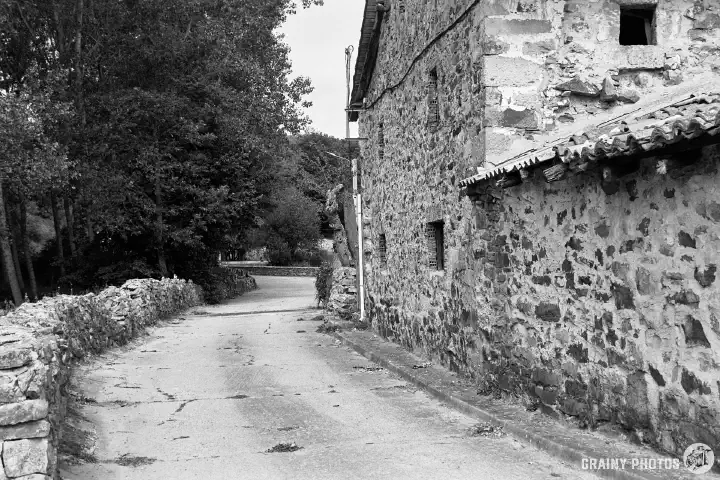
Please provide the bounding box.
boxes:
[349,0,385,122]
[461,88,720,191]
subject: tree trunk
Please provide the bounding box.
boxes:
[64,195,76,257]
[18,195,38,300]
[325,184,353,267]
[86,212,94,244]
[155,178,168,277]
[50,191,66,277]
[0,182,23,306]
[10,238,24,294]
[3,189,24,294]
[74,0,85,127]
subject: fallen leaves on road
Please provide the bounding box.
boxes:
[277,426,299,432]
[265,442,303,453]
[114,454,157,467]
[352,366,383,373]
[468,422,506,438]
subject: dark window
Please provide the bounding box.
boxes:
[619,5,656,45]
[425,221,444,270]
[378,234,387,266]
[428,68,439,131]
[378,123,384,161]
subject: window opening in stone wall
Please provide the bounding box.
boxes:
[428,68,439,131]
[425,221,444,270]
[378,234,387,266]
[619,5,656,45]
[378,123,384,161]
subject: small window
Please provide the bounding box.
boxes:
[378,234,387,266]
[425,221,444,270]
[619,5,656,45]
[378,123,384,161]
[428,68,439,131]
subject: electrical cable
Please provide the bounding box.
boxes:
[358,0,482,114]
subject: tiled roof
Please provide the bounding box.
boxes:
[460,91,720,187]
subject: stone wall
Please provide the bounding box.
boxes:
[231,266,319,277]
[355,0,720,463]
[327,267,358,316]
[480,0,720,167]
[368,146,720,460]
[467,145,720,454]
[0,277,203,479]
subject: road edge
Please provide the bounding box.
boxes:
[332,329,699,480]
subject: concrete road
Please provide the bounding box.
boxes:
[60,276,597,480]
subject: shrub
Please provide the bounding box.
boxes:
[315,262,334,308]
[265,187,321,252]
[194,266,251,304]
[267,235,292,266]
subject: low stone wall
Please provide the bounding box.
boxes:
[207,267,258,304]
[328,267,358,315]
[0,277,203,479]
[232,266,319,277]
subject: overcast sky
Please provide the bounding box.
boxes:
[278,0,365,139]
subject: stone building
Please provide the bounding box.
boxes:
[350,0,720,460]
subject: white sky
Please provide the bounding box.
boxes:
[278,0,365,139]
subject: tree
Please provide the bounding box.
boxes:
[0,0,324,300]
[265,186,321,254]
[0,87,70,304]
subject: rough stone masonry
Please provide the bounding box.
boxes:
[350,0,720,463]
[0,277,213,479]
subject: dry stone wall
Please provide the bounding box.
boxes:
[327,267,358,315]
[234,266,319,277]
[0,277,203,479]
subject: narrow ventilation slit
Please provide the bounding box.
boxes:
[425,221,444,270]
[378,234,387,266]
[428,68,439,131]
[378,123,384,161]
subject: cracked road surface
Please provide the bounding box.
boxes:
[59,276,597,480]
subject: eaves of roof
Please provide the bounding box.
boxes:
[460,87,720,188]
[349,0,382,122]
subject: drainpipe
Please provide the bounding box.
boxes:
[353,158,365,322]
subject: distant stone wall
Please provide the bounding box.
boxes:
[0,278,203,479]
[233,266,319,277]
[328,267,358,316]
